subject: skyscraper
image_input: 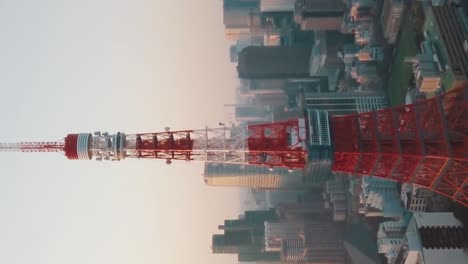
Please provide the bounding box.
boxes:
[237,45,312,79]
[212,209,282,262]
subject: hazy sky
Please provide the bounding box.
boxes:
[0,1,242,263]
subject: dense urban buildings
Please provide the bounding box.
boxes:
[216,0,468,263]
[213,207,347,263]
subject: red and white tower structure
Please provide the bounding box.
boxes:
[0,120,308,167]
[0,84,466,206]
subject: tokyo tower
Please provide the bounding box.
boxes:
[0,84,466,206]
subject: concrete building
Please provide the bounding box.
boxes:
[381,0,404,44]
[395,212,468,264]
[237,46,312,79]
[294,0,346,31]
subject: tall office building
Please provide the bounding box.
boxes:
[381,0,404,44]
[212,209,282,262]
[237,45,312,79]
[294,0,346,31]
[204,162,306,189]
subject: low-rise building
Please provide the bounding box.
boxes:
[377,221,407,264]
[359,177,405,218]
[400,183,451,212]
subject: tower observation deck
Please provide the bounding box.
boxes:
[0,84,466,205]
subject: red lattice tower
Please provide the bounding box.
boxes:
[0,120,308,167]
[331,84,467,206]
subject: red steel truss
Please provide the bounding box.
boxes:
[247,119,308,168]
[331,84,468,206]
[133,119,308,168]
